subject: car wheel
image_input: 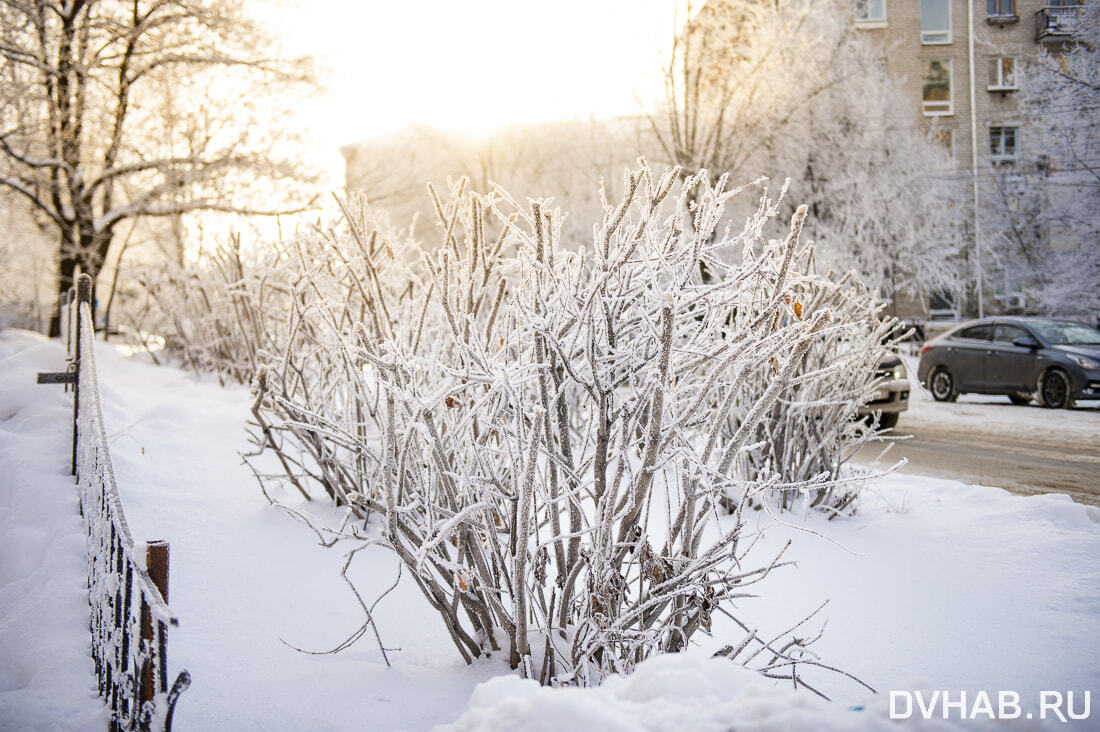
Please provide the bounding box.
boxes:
[929,366,958,402]
[1038,369,1075,409]
[1008,393,1032,406]
[874,412,899,430]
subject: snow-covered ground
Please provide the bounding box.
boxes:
[2,330,1098,730]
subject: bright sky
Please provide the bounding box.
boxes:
[276,0,682,184]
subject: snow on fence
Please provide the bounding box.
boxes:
[41,274,190,731]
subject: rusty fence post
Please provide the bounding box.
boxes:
[143,541,170,710]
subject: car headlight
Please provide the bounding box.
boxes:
[891,363,907,380]
[1067,353,1100,370]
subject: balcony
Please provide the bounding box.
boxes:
[1036,6,1080,42]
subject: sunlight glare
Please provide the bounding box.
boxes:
[276,0,679,182]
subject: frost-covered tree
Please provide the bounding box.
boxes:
[648,0,964,304]
[651,0,824,186]
[1003,3,1100,318]
[0,0,318,335]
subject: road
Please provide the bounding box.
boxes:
[852,394,1100,507]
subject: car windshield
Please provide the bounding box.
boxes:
[1029,321,1100,346]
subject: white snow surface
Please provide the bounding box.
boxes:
[1,330,1098,730]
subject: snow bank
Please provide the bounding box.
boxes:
[438,654,861,731]
[439,653,1048,731]
[0,330,107,730]
[735,476,1100,721]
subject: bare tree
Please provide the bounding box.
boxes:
[650,0,835,187]
[648,0,963,300]
[0,0,318,335]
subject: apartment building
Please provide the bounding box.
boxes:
[853,0,1085,317]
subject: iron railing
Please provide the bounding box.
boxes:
[42,274,190,730]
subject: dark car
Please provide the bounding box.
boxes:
[916,317,1100,408]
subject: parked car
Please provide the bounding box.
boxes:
[858,355,909,429]
[916,317,1100,409]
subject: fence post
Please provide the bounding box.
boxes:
[143,541,170,709]
[72,274,92,477]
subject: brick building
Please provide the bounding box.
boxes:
[853,0,1085,318]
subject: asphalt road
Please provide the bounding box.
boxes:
[852,397,1100,507]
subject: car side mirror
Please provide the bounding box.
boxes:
[1012,336,1040,349]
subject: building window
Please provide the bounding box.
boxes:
[990,126,1018,163]
[988,57,1017,90]
[929,288,958,319]
[921,0,952,43]
[991,267,1025,301]
[922,59,953,115]
[855,0,887,24]
[986,0,1016,19]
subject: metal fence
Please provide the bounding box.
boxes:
[41,274,190,731]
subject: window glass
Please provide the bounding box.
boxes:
[992,266,1007,297]
[856,0,886,21]
[929,288,956,312]
[922,0,951,43]
[959,324,993,341]
[993,324,1028,343]
[922,60,952,114]
[989,57,1016,88]
[1030,321,1100,345]
[987,0,1015,16]
[990,126,1018,162]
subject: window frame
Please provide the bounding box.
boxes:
[992,266,1007,298]
[990,125,1019,164]
[855,0,888,25]
[986,0,1016,19]
[922,58,954,116]
[921,0,953,44]
[988,56,1017,91]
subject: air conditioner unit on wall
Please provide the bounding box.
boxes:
[1007,293,1027,309]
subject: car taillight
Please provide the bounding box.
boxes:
[920,344,933,355]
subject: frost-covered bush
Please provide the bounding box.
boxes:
[125,235,292,386]
[727,247,895,514]
[244,165,878,692]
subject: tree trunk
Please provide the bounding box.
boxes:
[49,235,104,337]
[49,255,78,337]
